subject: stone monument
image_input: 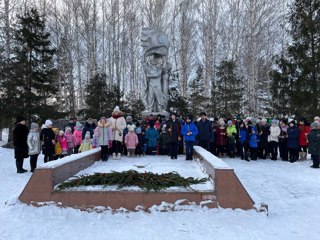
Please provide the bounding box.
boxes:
[141,28,170,117]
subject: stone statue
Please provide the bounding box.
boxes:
[141,28,170,117]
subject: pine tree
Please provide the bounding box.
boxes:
[167,87,189,116]
[2,8,59,122]
[188,65,209,117]
[271,0,320,119]
[215,60,243,117]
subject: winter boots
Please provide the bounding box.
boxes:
[16,159,27,174]
[299,152,307,161]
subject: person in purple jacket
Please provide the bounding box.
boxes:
[181,115,198,160]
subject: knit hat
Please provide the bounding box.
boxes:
[271,119,278,125]
[136,127,142,134]
[45,119,53,127]
[126,116,133,122]
[65,126,72,132]
[75,121,83,130]
[85,131,91,139]
[314,116,320,123]
[129,126,135,132]
[100,116,107,122]
[16,116,26,123]
[59,130,64,136]
[113,106,120,112]
[311,121,320,129]
[30,123,39,130]
[227,120,232,125]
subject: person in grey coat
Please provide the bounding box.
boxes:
[27,123,41,172]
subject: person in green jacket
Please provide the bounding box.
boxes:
[226,120,237,158]
[307,122,320,168]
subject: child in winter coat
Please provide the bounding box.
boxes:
[58,130,68,158]
[79,131,93,153]
[73,122,83,153]
[146,123,159,155]
[65,126,77,155]
[249,127,259,160]
[27,123,41,172]
[239,122,249,161]
[226,120,237,158]
[215,119,227,157]
[287,120,300,162]
[54,129,62,159]
[125,126,139,157]
[158,125,169,155]
[95,117,112,161]
[135,127,146,156]
[307,122,320,168]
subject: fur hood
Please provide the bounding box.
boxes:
[97,120,111,128]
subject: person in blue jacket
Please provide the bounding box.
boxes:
[181,115,198,160]
[146,122,159,155]
[287,120,299,162]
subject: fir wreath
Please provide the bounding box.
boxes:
[57,170,208,192]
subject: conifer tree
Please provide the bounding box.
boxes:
[215,60,243,116]
[271,0,320,119]
[2,8,59,122]
[188,65,209,117]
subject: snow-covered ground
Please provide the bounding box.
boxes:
[1,146,320,240]
[0,128,8,147]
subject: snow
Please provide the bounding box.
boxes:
[194,146,232,169]
[0,128,8,147]
[1,146,320,240]
[58,155,213,192]
[38,148,101,169]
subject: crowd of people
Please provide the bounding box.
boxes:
[12,105,320,173]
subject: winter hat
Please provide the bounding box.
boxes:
[236,114,242,121]
[227,120,232,125]
[219,119,225,127]
[314,116,320,122]
[100,116,107,122]
[129,126,135,132]
[261,118,267,123]
[45,119,53,127]
[271,119,278,125]
[113,106,120,112]
[75,121,83,130]
[311,121,320,129]
[59,130,64,136]
[126,116,133,122]
[136,127,142,134]
[85,131,91,139]
[30,123,39,130]
[289,120,296,126]
[65,126,72,132]
[16,116,26,124]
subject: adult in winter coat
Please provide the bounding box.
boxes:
[13,116,29,173]
[27,123,41,172]
[109,106,127,159]
[181,115,198,160]
[307,122,320,168]
[40,120,56,163]
[64,118,76,133]
[73,122,83,153]
[298,118,310,160]
[81,118,97,140]
[268,119,281,160]
[287,120,299,163]
[238,121,249,161]
[95,117,112,161]
[196,112,213,151]
[279,120,288,161]
[166,113,181,159]
[258,119,270,159]
[226,120,237,158]
[215,119,227,157]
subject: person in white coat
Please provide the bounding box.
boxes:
[109,106,127,159]
[268,119,281,160]
[27,123,41,172]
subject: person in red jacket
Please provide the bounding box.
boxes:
[298,117,310,160]
[215,119,227,157]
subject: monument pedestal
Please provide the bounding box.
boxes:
[141,110,170,118]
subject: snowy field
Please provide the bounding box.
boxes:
[59,156,213,192]
[1,146,320,240]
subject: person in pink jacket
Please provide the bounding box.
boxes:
[65,126,77,155]
[58,130,68,157]
[124,126,139,157]
[73,122,83,153]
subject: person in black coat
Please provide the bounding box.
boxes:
[13,116,29,173]
[166,113,181,159]
[65,118,76,133]
[40,120,56,163]
[81,118,97,140]
[196,112,213,151]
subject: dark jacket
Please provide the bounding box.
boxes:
[259,124,270,148]
[65,122,76,133]
[82,122,97,140]
[13,124,29,159]
[197,119,213,141]
[307,129,320,155]
[287,126,299,149]
[166,120,181,143]
[40,128,56,156]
